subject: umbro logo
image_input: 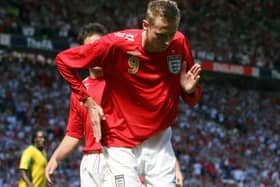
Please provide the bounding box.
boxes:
[126,51,141,56]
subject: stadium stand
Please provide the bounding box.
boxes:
[0,1,279,186]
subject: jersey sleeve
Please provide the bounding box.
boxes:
[180,85,201,107]
[55,36,112,101]
[180,35,202,106]
[19,147,32,170]
[65,93,84,139]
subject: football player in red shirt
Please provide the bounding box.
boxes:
[45,22,108,187]
[55,1,201,186]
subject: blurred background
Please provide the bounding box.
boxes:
[0,0,279,186]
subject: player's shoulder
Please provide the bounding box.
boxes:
[21,145,34,154]
[108,29,141,43]
[82,76,90,84]
[173,31,186,41]
[26,145,34,150]
[82,77,105,88]
[82,76,94,85]
[172,31,192,47]
[112,29,141,36]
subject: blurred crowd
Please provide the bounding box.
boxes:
[0,51,279,187]
[1,0,280,187]
[0,52,79,187]
[0,0,279,69]
[174,82,280,186]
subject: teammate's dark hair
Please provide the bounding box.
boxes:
[31,128,45,144]
[77,22,108,44]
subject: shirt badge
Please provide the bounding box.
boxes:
[167,55,181,74]
[115,174,125,187]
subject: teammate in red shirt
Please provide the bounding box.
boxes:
[55,1,201,186]
[45,22,108,187]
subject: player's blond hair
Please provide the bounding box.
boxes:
[145,0,181,26]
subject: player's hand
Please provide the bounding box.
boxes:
[45,158,58,185]
[180,62,201,94]
[83,97,105,142]
[175,167,184,187]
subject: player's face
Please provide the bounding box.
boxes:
[142,16,177,52]
[34,131,46,149]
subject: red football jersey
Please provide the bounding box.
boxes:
[56,29,201,147]
[66,77,105,153]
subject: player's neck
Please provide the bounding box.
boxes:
[89,70,103,78]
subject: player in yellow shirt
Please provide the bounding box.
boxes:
[18,128,47,187]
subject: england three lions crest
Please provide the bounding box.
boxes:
[167,55,181,74]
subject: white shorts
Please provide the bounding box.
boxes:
[80,153,109,187]
[103,127,176,187]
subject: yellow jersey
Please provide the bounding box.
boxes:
[18,145,47,187]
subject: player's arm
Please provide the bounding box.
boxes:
[45,135,80,185]
[55,43,107,139]
[45,93,83,185]
[175,159,184,187]
[180,36,201,106]
[180,61,201,106]
[20,169,33,187]
[19,148,33,187]
[49,135,80,162]
[83,97,104,142]
[55,38,108,101]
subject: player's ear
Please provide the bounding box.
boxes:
[142,19,149,30]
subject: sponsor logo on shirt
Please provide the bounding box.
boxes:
[167,55,181,74]
[127,50,141,56]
